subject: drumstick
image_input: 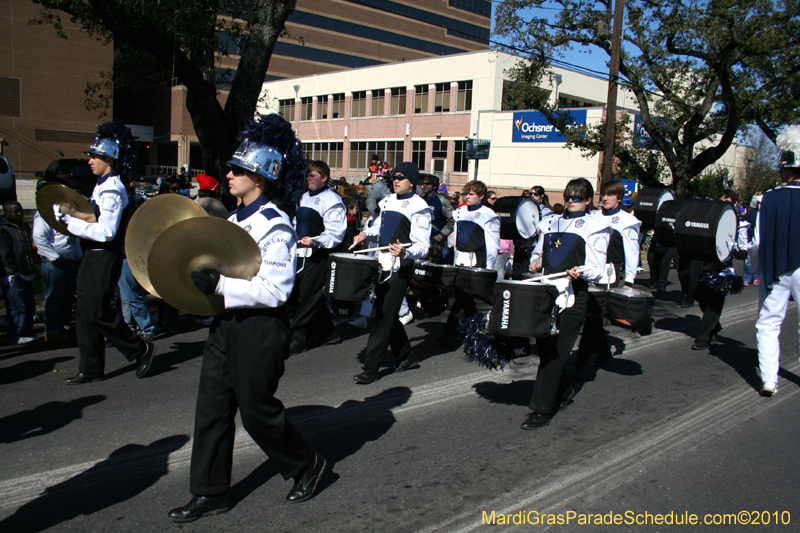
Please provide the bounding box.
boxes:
[351,243,412,254]
[524,266,590,282]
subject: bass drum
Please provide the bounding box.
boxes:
[488,280,559,338]
[493,197,541,240]
[674,199,738,264]
[633,187,675,230]
[653,199,684,247]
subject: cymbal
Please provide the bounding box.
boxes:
[125,194,208,298]
[147,217,262,316]
[35,183,96,237]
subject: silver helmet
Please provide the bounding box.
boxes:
[85,136,120,159]
[227,140,282,181]
[777,125,800,168]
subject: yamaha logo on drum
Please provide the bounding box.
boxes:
[503,290,511,299]
[501,290,512,330]
[684,220,710,229]
[328,262,337,293]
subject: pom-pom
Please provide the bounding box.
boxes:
[458,312,519,371]
[699,269,744,295]
[777,125,800,155]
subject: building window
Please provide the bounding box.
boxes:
[0,77,21,117]
[316,95,328,119]
[349,141,404,170]
[434,83,450,113]
[390,87,406,115]
[279,98,295,122]
[412,141,426,171]
[371,89,385,117]
[414,85,428,114]
[300,97,313,121]
[304,142,344,169]
[571,99,580,108]
[432,140,448,159]
[456,80,472,112]
[453,140,468,172]
[558,97,567,107]
[352,91,367,118]
[331,93,345,119]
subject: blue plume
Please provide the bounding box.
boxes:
[699,269,744,295]
[95,119,138,174]
[458,312,513,371]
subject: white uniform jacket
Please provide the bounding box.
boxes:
[294,186,346,249]
[452,203,501,269]
[588,207,641,284]
[33,210,83,262]
[364,192,431,260]
[530,210,611,282]
[64,172,128,243]
[215,195,297,309]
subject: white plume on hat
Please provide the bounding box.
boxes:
[777,125,800,154]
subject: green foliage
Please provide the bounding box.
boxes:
[690,167,729,200]
[494,0,800,196]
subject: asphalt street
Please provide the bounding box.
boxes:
[0,266,798,532]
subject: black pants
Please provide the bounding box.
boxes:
[190,308,314,495]
[363,266,413,371]
[290,252,336,345]
[678,257,702,304]
[76,250,145,375]
[575,289,610,367]
[695,282,725,343]
[648,247,674,291]
[444,289,477,334]
[529,287,589,415]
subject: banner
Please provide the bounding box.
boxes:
[512,110,587,143]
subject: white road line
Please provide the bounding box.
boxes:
[0,302,764,512]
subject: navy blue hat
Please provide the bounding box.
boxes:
[392,162,419,186]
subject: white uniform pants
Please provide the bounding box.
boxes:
[756,267,800,384]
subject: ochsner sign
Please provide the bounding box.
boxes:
[512,110,587,143]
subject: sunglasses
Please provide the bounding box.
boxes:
[392,174,408,181]
[422,182,433,186]
[565,195,585,203]
[488,196,497,201]
[229,165,247,176]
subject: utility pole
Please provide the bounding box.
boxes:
[602,0,625,183]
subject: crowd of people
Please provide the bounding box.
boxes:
[2,115,798,524]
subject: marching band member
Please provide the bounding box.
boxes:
[169,115,325,523]
[751,125,800,396]
[289,160,346,355]
[523,178,610,430]
[441,180,500,344]
[350,162,431,384]
[575,180,641,373]
[60,120,156,384]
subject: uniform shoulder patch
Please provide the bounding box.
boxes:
[261,208,281,220]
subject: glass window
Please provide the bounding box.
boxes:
[331,93,345,119]
[414,85,428,114]
[352,91,367,118]
[434,83,450,113]
[303,142,344,169]
[412,140,426,171]
[371,89,385,117]
[349,141,404,169]
[432,140,448,159]
[390,87,406,115]
[279,99,295,122]
[300,97,313,121]
[453,140,468,172]
[316,95,328,119]
[456,80,472,112]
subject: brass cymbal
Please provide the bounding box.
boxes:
[147,217,262,316]
[125,194,208,298]
[35,183,96,237]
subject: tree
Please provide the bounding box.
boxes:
[495,0,800,197]
[31,0,297,182]
[739,129,781,200]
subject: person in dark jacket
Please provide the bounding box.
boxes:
[0,201,38,344]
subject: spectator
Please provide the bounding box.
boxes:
[195,174,228,218]
[420,174,454,264]
[339,177,348,186]
[552,203,565,215]
[33,191,83,342]
[341,196,361,251]
[157,167,167,189]
[0,201,38,344]
[485,190,498,209]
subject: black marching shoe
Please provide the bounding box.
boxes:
[289,339,307,356]
[353,369,380,384]
[395,353,420,372]
[520,412,552,430]
[691,340,710,351]
[135,342,157,378]
[64,372,104,385]
[317,329,342,348]
[168,494,230,523]
[558,387,577,412]
[287,453,327,503]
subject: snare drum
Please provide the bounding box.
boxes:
[673,199,738,263]
[324,253,378,301]
[411,260,459,289]
[488,280,559,338]
[493,197,541,240]
[605,287,654,335]
[633,187,675,230]
[455,267,496,304]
